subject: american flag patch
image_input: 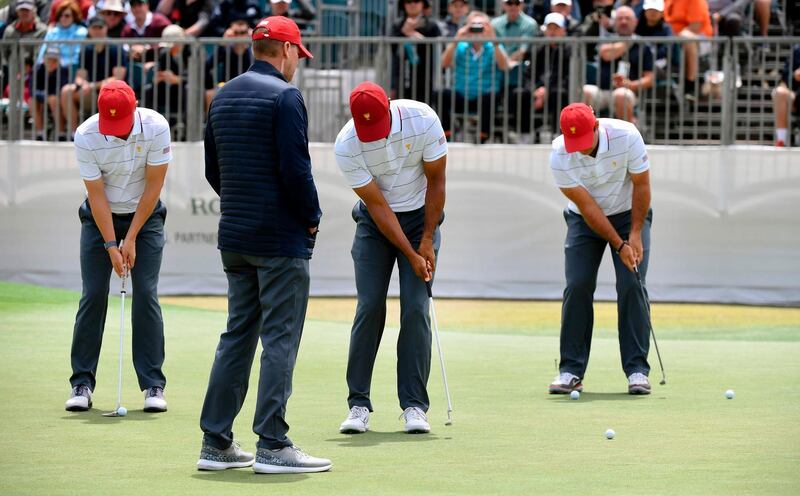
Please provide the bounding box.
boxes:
[162,146,170,154]
[438,135,446,146]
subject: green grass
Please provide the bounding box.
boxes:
[1,281,799,495]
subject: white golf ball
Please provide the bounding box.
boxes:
[570,390,580,400]
[117,406,127,416]
[725,390,735,400]
[605,429,615,440]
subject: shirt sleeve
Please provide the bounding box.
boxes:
[334,144,373,189]
[550,145,579,188]
[626,129,650,173]
[147,119,172,166]
[74,133,101,181]
[422,115,447,162]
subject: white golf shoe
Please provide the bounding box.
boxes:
[401,407,430,434]
[628,373,651,395]
[65,384,92,411]
[253,446,332,474]
[339,406,370,434]
[143,386,167,412]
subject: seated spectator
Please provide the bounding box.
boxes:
[529,12,572,129]
[204,18,252,110]
[3,0,48,48]
[437,10,510,142]
[577,0,614,57]
[664,0,712,99]
[268,0,316,33]
[709,0,772,38]
[0,0,49,28]
[122,0,172,61]
[143,23,188,117]
[439,0,470,37]
[772,45,800,147]
[100,0,130,37]
[38,0,87,68]
[60,16,127,134]
[157,0,215,37]
[48,0,93,26]
[208,0,261,36]
[635,0,673,79]
[492,0,539,88]
[583,6,653,123]
[549,0,580,34]
[390,0,441,103]
[30,46,70,139]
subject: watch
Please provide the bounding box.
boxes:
[103,240,118,250]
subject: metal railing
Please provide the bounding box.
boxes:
[1,36,798,145]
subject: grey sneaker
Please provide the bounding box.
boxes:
[197,441,255,471]
[65,384,92,411]
[143,386,167,412]
[628,373,651,395]
[339,406,370,434]
[549,372,583,394]
[253,446,332,474]
[401,407,430,434]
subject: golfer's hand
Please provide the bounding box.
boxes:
[619,243,637,273]
[628,231,643,265]
[121,238,136,270]
[410,253,432,282]
[417,238,436,273]
[108,247,126,277]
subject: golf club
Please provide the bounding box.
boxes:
[426,281,453,425]
[633,263,666,385]
[103,243,128,417]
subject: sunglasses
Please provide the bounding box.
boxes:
[103,11,124,16]
[60,12,73,17]
[233,30,249,35]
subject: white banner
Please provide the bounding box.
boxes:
[1,142,798,305]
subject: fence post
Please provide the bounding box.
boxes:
[186,41,203,141]
[720,39,736,146]
[568,38,583,104]
[7,42,21,141]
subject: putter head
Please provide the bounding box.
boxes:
[102,411,120,417]
[659,379,667,385]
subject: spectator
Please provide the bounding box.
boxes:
[577,0,614,57]
[60,16,127,134]
[3,0,48,47]
[772,45,800,147]
[157,0,216,37]
[584,6,653,123]
[437,10,510,142]
[38,0,87,68]
[208,0,261,37]
[635,0,673,79]
[143,23,188,118]
[31,46,70,139]
[48,0,93,25]
[100,0,130,37]
[0,0,49,29]
[268,0,316,33]
[528,12,572,129]
[664,0,712,99]
[390,0,441,103]
[122,0,172,61]
[492,0,539,88]
[204,18,252,111]
[439,0,470,37]
[708,0,772,38]
[549,0,580,34]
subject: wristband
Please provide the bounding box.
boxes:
[104,240,118,250]
[615,240,629,254]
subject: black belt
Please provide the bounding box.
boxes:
[112,212,136,220]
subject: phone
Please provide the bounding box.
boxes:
[616,60,630,78]
[469,22,485,33]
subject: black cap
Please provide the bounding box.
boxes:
[88,16,107,27]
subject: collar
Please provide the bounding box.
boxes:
[597,125,609,155]
[15,20,36,32]
[388,102,402,137]
[250,60,287,82]
[134,12,154,33]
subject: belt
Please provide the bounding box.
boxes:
[112,212,136,220]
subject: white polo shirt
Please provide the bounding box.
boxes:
[550,118,650,216]
[334,99,447,212]
[74,108,172,214]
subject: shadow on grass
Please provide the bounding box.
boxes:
[191,471,310,484]
[326,430,451,447]
[60,408,159,423]
[546,392,653,403]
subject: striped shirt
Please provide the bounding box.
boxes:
[334,99,447,212]
[74,108,172,214]
[550,118,650,216]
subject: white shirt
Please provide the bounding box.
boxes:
[74,108,172,214]
[334,99,448,212]
[550,118,649,216]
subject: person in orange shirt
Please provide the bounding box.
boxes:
[664,0,711,100]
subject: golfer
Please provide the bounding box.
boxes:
[548,103,654,395]
[198,16,331,474]
[66,80,170,413]
[334,82,447,434]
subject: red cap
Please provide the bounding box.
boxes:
[349,82,391,143]
[560,103,597,153]
[97,81,136,136]
[252,16,313,59]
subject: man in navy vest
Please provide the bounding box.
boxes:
[198,16,330,475]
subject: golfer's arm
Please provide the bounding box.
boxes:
[421,156,446,243]
[353,181,417,261]
[629,170,651,235]
[560,186,625,249]
[126,164,168,241]
[84,179,117,244]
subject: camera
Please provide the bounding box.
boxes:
[468,22,485,33]
[596,5,613,17]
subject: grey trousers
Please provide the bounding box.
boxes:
[346,202,442,413]
[70,200,167,391]
[200,252,310,451]
[559,208,653,378]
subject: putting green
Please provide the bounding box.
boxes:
[1,281,798,495]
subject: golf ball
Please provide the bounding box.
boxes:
[725,389,735,400]
[605,429,615,440]
[117,406,127,416]
[570,390,580,400]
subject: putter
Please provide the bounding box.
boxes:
[426,281,453,426]
[633,263,666,385]
[103,244,128,417]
